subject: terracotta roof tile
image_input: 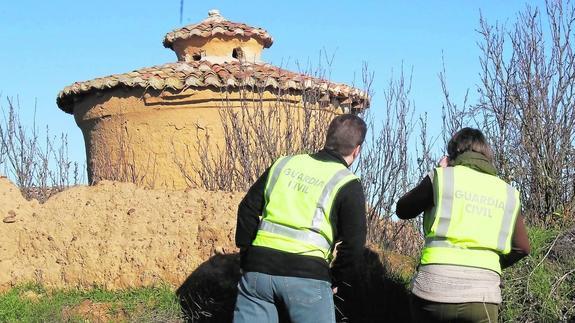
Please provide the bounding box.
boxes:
[57,61,369,114]
[163,10,273,49]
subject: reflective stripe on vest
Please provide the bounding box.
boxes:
[265,156,294,204]
[424,167,518,253]
[311,168,356,231]
[259,219,331,250]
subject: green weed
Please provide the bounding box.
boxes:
[500,226,575,322]
[0,283,182,322]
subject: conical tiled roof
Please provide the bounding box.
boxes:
[57,61,369,113]
[163,9,273,50]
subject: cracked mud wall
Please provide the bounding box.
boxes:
[0,177,242,291]
[73,87,314,189]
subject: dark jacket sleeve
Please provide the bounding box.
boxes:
[235,168,270,249]
[330,179,367,287]
[500,213,530,269]
[396,176,433,219]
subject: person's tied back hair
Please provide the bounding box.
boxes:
[324,114,367,156]
[447,127,493,162]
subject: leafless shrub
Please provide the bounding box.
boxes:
[205,87,331,192]
[445,0,575,226]
[436,1,575,226]
[357,66,424,256]
[407,112,441,239]
[0,96,82,202]
[439,54,471,147]
[176,61,339,192]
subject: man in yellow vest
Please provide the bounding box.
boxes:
[233,114,367,323]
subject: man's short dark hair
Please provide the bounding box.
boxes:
[324,114,367,156]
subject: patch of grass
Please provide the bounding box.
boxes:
[380,248,417,285]
[500,226,575,322]
[0,283,182,322]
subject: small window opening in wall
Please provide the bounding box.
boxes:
[192,53,202,61]
[232,47,244,60]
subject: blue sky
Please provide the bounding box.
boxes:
[0,0,545,170]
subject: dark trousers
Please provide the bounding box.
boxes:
[410,295,498,323]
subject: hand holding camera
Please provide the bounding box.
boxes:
[438,155,449,168]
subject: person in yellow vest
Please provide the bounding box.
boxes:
[397,128,530,323]
[233,114,367,323]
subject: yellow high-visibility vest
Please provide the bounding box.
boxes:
[420,166,520,274]
[252,154,358,261]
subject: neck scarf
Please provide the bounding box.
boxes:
[452,151,497,176]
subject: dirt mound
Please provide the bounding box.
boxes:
[0,177,243,290]
[61,300,124,322]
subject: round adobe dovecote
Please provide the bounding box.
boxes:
[56,10,370,188]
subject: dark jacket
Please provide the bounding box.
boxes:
[396,173,530,269]
[235,149,366,285]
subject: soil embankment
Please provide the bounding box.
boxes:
[0,177,242,291]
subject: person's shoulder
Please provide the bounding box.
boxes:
[427,167,445,181]
[339,177,364,195]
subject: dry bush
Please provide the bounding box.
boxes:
[356,66,425,256]
[439,54,470,147]
[441,0,575,227]
[0,97,82,202]
[175,85,335,192]
[176,58,350,192]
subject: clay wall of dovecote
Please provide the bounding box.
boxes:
[172,35,266,63]
[73,86,345,189]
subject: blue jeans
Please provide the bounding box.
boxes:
[233,271,336,323]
